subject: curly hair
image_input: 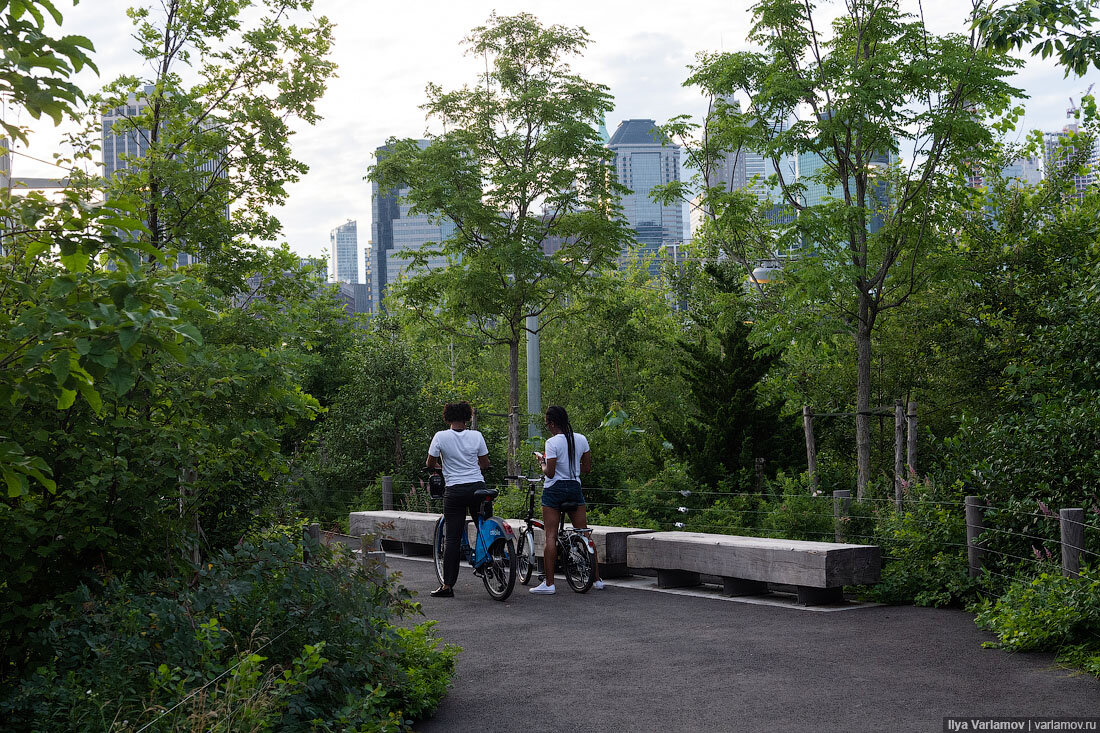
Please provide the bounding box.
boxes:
[442,401,473,424]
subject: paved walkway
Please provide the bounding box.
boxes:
[390,556,1099,733]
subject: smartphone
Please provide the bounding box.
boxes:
[533,451,544,461]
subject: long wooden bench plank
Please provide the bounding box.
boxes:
[626,531,881,589]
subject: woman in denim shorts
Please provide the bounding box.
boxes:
[528,406,604,594]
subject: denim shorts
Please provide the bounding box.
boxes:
[541,479,585,510]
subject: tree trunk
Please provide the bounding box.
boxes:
[855,291,873,500]
[507,338,520,475]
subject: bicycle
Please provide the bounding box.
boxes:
[430,478,517,601]
[505,473,596,593]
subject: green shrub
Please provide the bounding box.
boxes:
[864,479,977,607]
[0,532,458,731]
[760,472,834,541]
[973,564,1100,673]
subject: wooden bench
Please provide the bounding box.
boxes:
[506,520,655,578]
[349,510,439,556]
[348,511,655,576]
[626,531,881,605]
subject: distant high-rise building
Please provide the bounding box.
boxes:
[966,155,1043,189]
[1043,122,1099,196]
[370,140,445,312]
[328,219,358,284]
[101,85,224,265]
[608,119,684,268]
[387,203,454,283]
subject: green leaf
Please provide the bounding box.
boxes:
[4,469,27,499]
[118,326,140,351]
[77,381,103,415]
[106,365,136,396]
[50,351,71,386]
[56,388,77,410]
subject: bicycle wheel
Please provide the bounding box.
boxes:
[564,534,594,593]
[516,531,534,585]
[433,515,446,587]
[482,537,517,601]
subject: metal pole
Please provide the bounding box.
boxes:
[526,314,541,439]
[1060,508,1084,578]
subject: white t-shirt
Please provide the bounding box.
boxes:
[428,428,488,486]
[544,432,590,487]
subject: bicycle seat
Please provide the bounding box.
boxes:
[558,502,579,513]
[474,488,499,499]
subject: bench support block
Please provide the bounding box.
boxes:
[598,562,631,579]
[401,541,432,557]
[796,586,845,606]
[723,578,769,597]
[657,569,701,588]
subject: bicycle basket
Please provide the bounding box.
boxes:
[427,471,446,499]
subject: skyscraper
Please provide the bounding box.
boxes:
[369,139,448,312]
[608,119,684,268]
[101,85,224,266]
[328,219,358,284]
[1043,122,1099,196]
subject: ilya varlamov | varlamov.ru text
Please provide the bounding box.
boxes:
[944,719,1100,732]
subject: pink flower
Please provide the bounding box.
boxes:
[1038,500,1052,517]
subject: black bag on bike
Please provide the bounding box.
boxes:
[427,471,446,499]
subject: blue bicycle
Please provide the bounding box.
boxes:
[432,486,517,601]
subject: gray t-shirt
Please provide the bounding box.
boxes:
[428,428,488,486]
[544,432,589,487]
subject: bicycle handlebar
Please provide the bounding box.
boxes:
[504,474,543,483]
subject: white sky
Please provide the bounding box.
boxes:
[10,0,1099,276]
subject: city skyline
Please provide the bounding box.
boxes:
[10,0,1100,265]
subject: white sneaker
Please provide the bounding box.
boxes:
[593,580,605,590]
[529,581,556,595]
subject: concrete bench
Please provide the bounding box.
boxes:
[349,510,439,556]
[506,521,656,578]
[626,531,881,605]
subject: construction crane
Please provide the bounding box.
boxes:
[1066,83,1096,118]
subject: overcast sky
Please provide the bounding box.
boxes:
[10,0,1099,275]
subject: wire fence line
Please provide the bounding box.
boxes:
[136,625,295,733]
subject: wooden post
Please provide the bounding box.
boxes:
[894,400,905,512]
[833,490,851,543]
[303,522,321,563]
[803,406,818,494]
[1060,508,1085,578]
[359,533,387,575]
[381,476,394,511]
[754,458,766,493]
[470,407,478,430]
[906,401,918,476]
[965,496,986,579]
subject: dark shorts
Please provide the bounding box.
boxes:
[541,479,585,510]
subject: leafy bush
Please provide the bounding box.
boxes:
[864,478,977,607]
[0,532,458,731]
[759,472,834,541]
[973,564,1100,677]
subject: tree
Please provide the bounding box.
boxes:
[661,0,1020,497]
[0,0,95,144]
[661,264,798,488]
[95,0,335,293]
[370,12,632,473]
[977,0,1100,76]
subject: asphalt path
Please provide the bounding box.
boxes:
[390,556,1099,733]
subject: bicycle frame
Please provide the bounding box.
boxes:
[446,500,513,569]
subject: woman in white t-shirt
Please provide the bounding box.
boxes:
[425,401,489,598]
[529,405,604,595]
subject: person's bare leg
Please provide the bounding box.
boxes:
[569,505,601,582]
[542,506,560,586]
